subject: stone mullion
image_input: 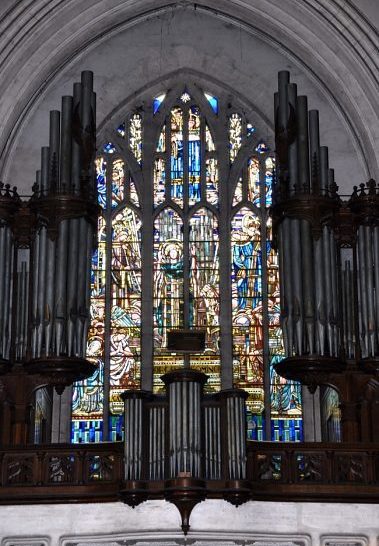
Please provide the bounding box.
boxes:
[102,155,113,440]
[140,119,155,392]
[200,113,206,205]
[260,154,272,441]
[183,107,190,332]
[218,114,233,390]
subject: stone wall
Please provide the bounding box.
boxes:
[0,500,378,545]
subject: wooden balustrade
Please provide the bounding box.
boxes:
[0,441,378,504]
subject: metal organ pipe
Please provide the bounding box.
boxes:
[273,71,340,360]
[296,96,310,192]
[223,390,247,481]
[163,370,206,479]
[287,83,298,194]
[22,70,97,394]
[60,96,73,191]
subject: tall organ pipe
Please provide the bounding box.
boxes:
[0,184,20,365]
[163,370,206,479]
[273,71,341,360]
[27,70,97,368]
[297,96,310,192]
[308,110,320,192]
[287,83,298,194]
[60,96,73,192]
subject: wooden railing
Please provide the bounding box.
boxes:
[247,442,379,501]
[0,442,378,504]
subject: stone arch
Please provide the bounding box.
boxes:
[0,1,377,194]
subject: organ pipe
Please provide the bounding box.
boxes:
[273,71,340,362]
[24,70,98,390]
[273,71,379,413]
[0,183,20,369]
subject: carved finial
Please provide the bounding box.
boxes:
[367,178,376,195]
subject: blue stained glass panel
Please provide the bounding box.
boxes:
[109,414,124,442]
[153,93,166,114]
[204,92,218,114]
[265,157,274,207]
[117,123,125,137]
[255,141,270,154]
[96,158,106,208]
[247,412,265,441]
[71,420,103,443]
[271,418,303,442]
[170,108,184,207]
[247,123,255,136]
[103,142,116,154]
[188,106,201,205]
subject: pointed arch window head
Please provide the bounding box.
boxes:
[72,84,302,443]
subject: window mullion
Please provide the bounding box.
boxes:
[140,127,155,391]
[103,156,113,441]
[219,113,233,389]
[183,107,190,334]
[260,154,271,440]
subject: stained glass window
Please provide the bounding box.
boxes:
[204,92,218,114]
[71,85,302,443]
[153,94,166,114]
[129,113,142,164]
[229,113,242,162]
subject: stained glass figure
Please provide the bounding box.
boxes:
[109,207,142,440]
[248,157,260,207]
[96,157,107,209]
[170,108,184,207]
[153,208,184,349]
[206,158,218,205]
[103,142,116,154]
[232,208,264,438]
[189,208,219,353]
[129,178,140,208]
[204,92,218,114]
[233,176,243,207]
[153,93,166,114]
[229,113,242,162]
[156,125,166,152]
[154,158,166,207]
[265,157,274,207]
[129,113,142,164]
[188,106,201,205]
[111,159,125,209]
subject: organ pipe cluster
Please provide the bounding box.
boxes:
[0,71,97,392]
[349,180,379,360]
[0,184,20,364]
[274,71,379,367]
[274,71,340,359]
[121,369,248,486]
[29,71,97,362]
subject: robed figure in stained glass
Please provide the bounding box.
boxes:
[232,211,262,311]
